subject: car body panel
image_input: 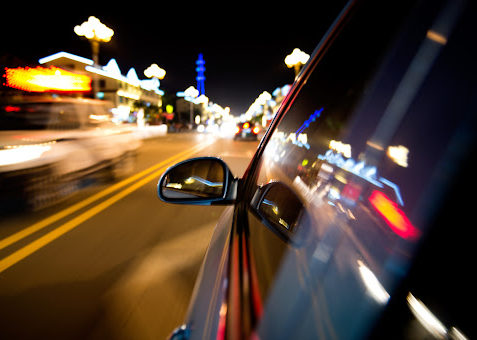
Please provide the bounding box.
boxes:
[163,0,476,338]
[0,97,140,210]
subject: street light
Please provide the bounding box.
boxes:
[74,16,114,66]
[144,64,166,80]
[184,86,199,126]
[284,48,310,78]
[75,16,114,97]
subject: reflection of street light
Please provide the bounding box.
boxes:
[75,16,114,97]
[144,64,166,80]
[284,48,310,78]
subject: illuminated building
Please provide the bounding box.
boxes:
[38,52,163,121]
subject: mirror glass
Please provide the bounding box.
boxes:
[161,158,225,200]
[258,182,303,233]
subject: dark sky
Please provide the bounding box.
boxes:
[1,4,347,115]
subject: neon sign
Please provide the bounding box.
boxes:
[296,108,323,135]
[317,149,404,205]
[196,53,206,95]
[4,66,91,93]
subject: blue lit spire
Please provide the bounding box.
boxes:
[196,53,206,95]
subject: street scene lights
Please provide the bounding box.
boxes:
[284,48,310,78]
[144,64,166,80]
[75,16,114,98]
[74,16,114,66]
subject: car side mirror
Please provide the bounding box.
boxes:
[251,181,305,244]
[158,157,237,205]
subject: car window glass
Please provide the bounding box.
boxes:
[0,103,54,130]
[86,103,114,127]
[50,103,80,129]
[245,0,474,337]
[247,0,416,305]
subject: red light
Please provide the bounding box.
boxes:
[243,122,250,129]
[4,106,21,112]
[4,66,91,93]
[368,190,420,240]
[252,126,260,134]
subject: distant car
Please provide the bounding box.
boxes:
[0,96,141,210]
[233,121,259,140]
[158,0,475,339]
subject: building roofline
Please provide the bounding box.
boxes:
[39,52,94,66]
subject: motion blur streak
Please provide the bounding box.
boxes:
[0,143,53,166]
[0,142,212,273]
[357,260,390,304]
[4,66,92,92]
[368,190,420,240]
[407,293,447,338]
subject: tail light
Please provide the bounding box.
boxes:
[243,122,250,129]
[368,190,420,240]
[252,126,260,134]
[4,105,21,112]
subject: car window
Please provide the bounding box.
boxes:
[49,103,81,129]
[85,103,114,127]
[246,0,474,338]
[0,102,83,130]
[247,0,416,305]
[0,103,55,130]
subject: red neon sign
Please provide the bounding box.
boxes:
[369,190,420,240]
[4,66,91,93]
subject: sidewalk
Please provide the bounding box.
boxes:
[133,125,168,139]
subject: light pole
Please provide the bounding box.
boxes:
[284,48,310,79]
[184,86,199,127]
[74,16,114,98]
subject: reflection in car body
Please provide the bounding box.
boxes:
[0,96,140,211]
[159,0,475,339]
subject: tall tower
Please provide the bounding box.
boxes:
[196,53,206,96]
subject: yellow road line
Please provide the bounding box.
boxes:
[0,145,207,274]
[0,142,210,253]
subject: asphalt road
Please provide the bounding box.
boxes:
[0,133,259,340]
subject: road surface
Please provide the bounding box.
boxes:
[0,133,259,340]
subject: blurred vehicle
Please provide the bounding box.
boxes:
[158,0,475,339]
[0,96,140,211]
[234,121,259,140]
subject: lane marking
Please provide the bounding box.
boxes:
[0,144,208,274]
[0,142,210,253]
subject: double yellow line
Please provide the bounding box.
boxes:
[0,142,211,274]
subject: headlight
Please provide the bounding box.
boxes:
[0,143,53,166]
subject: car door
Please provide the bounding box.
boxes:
[161,0,475,338]
[239,0,475,339]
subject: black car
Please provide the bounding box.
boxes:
[233,121,260,140]
[158,0,476,338]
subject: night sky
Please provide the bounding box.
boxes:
[1,4,347,115]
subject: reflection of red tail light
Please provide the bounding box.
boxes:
[252,126,260,134]
[4,105,21,112]
[369,190,420,240]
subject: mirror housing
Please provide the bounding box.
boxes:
[251,181,305,244]
[158,157,237,205]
